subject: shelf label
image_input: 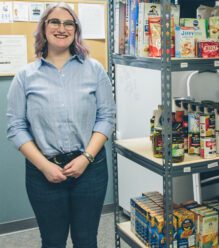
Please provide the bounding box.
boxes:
[180,62,188,68]
[183,167,191,173]
[207,162,218,169]
[214,61,219,67]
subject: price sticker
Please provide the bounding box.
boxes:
[207,162,218,169]
[180,62,188,68]
[214,61,219,67]
[184,167,191,173]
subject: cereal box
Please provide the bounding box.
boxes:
[129,0,139,55]
[114,0,126,54]
[138,3,160,57]
[175,26,195,58]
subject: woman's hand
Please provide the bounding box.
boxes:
[42,162,67,183]
[63,155,90,178]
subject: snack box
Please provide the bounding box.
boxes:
[197,41,219,58]
[180,18,208,41]
[175,26,195,58]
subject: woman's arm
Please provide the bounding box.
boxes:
[20,141,67,183]
[7,71,67,183]
[63,132,107,178]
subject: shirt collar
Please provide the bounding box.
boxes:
[36,54,84,69]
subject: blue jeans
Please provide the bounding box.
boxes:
[25,148,108,248]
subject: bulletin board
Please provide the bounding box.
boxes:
[0,0,108,76]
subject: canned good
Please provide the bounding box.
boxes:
[200,113,215,137]
[216,131,219,154]
[184,135,188,153]
[182,115,188,133]
[188,112,200,133]
[173,97,195,112]
[215,107,219,131]
[200,137,216,159]
[188,133,200,155]
[175,110,184,123]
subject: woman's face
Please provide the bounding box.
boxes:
[45,8,76,55]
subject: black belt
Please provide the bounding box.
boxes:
[48,151,82,165]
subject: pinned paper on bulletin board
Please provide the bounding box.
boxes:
[13,2,29,22]
[0,35,27,75]
[78,4,105,39]
[0,1,13,23]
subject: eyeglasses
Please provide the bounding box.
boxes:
[45,18,77,31]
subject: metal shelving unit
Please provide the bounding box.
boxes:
[115,138,219,177]
[113,54,219,71]
[108,0,219,247]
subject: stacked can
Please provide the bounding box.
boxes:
[181,99,193,153]
[173,97,195,156]
[173,103,185,163]
[200,102,216,159]
[188,102,201,155]
[215,103,219,155]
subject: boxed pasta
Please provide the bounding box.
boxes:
[174,208,196,248]
[175,26,195,58]
[197,209,218,248]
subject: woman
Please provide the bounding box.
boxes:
[7,3,115,248]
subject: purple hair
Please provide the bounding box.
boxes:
[34,2,89,59]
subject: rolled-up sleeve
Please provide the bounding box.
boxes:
[93,64,116,138]
[6,71,33,149]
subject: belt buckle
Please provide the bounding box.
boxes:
[53,156,62,165]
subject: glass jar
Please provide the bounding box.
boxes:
[153,128,163,158]
[172,132,184,163]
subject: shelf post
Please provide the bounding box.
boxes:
[161,0,174,247]
[108,0,121,247]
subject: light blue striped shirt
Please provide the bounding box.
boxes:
[7,56,116,157]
